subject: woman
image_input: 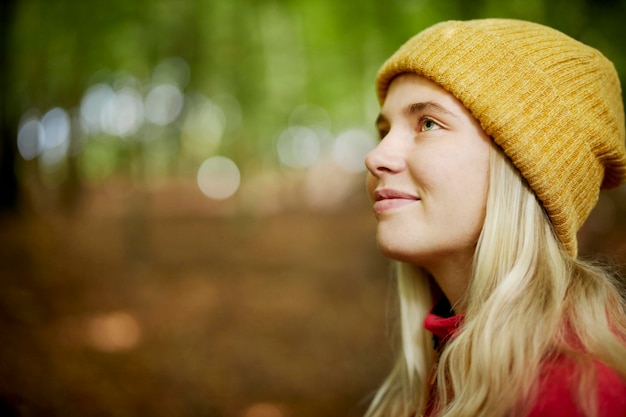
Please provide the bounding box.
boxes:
[364,19,626,417]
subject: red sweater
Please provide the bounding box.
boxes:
[423,310,626,417]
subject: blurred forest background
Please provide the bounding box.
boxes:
[2,0,626,416]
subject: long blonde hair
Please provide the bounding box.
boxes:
[364,145,626,417]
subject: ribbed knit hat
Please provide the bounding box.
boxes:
[376,19,626,256]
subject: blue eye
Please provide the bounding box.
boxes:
[421,119,441,132]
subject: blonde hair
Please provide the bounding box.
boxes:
[365,145,626,417]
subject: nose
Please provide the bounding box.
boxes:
[365,135,406,177]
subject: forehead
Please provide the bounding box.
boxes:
[384,74,457,108]
[378,73,472,123]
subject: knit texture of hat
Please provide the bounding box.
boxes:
[376,18,626,256]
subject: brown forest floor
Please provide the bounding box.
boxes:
[2,180,626,417]
[0,181,394,417]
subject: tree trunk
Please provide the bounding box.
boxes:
[0,0,19,213]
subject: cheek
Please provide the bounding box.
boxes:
[448,138,491,192]
[406,150,456,194]
[428,147,490,224]
[458,162,489,202]
[467,148,491,203]
[453,154,490,231]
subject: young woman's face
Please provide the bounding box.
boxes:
[365,74,491,270]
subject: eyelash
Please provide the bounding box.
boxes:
[418,116,441,132]
[376,116,441,139]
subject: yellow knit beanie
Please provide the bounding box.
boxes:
[376,19,626,256]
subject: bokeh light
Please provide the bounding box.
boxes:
[288,103,331,130]
[276,126,320,168]
[80,83,115,135]
[331,128,377,173]
[144,83,184,125]
[40,107,71,166]
[88,311,142,352]
[197,156,241,200]
[152,56,190,88]
[182,94,226,158]
[101,86,145,137]
[17,116,44,160]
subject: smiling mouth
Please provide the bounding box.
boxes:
[373,189,420,213]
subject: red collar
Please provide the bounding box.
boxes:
[423,301,465,351]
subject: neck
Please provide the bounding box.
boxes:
[424,252,472,313]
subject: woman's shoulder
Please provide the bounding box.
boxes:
[527,355,626,417]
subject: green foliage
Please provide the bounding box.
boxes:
[7,0,626,191]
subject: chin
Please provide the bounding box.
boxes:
[376,239,423,264]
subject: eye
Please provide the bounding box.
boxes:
[420,118,441,132]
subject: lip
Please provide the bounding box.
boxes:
[373,189,420,213]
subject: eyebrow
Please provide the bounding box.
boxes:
[376,101,458,128]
